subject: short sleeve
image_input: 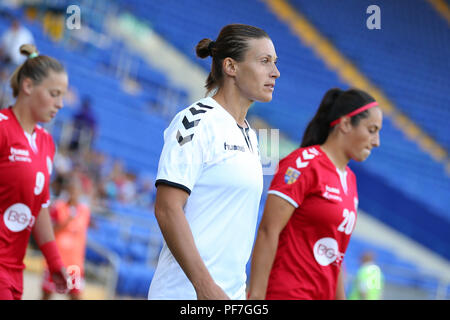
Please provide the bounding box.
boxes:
[267,153,314,208]
[0,118,6,152]
[155,107,211,195]
[49,203,61,223]
[41,192,51,208]
[41,133,55,208]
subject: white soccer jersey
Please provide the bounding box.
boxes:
[148,97,263,300]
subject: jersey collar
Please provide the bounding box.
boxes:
[8,107,39,153]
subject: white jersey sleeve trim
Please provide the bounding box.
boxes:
[267,190,299,208]
[41,199,50,208]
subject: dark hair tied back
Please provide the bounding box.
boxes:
[207,41,215,56]
[300,88,376,148]
[195,24,269,95]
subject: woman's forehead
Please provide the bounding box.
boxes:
[245,37,277,58]
[41,71,68,87]
[365,107,383,126]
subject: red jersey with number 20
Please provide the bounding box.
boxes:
[0,108,55,270]
[266,145,358,300]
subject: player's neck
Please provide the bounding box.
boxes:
[213,86,251,128]
[68,198,78,206]
[320,140,349,172]
[12,98,36,134]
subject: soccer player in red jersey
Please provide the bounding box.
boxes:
[248,88,383,300]
[0,44,68,299]
[41,175,90,300]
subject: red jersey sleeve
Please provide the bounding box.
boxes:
[268,150,315,208]
[0,113,7,152]
[49,202,61,223]
[40,130,56,209]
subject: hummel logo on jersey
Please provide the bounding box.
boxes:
[325,185,340,194]
[182,115,200,130]
[8,147,32,163]
[224,142,245,152]
[323,185,342,202]
[295,148,318,169]
[176,103,213,146]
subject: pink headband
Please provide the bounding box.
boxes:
[329,101,378,127]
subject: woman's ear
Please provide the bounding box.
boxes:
[338,116,353,134]
[21,77,34,96]
[222,57,237,77]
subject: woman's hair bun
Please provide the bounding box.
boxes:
[196,38,214,59]
[19,44,39,58]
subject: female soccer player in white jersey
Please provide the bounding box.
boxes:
[148,24,280,300]
[248,88,383,300]
[0,44,68,299]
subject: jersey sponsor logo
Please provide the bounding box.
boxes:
[176,102,213,146]
[322,185,342,202]
[3,203,35,232]
[284,166,300,184]
[313,237,344,267]
[8,147,32,163]
[224,142,245,152]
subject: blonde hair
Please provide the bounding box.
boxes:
[10,44,65,98]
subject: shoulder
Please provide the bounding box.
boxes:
[0,110,13,143]
[78,202,90,211]
[77,203,91,217]
[36,125,56,157]
[0,109,12,127]
[272,146,323,187]
[35,124,55,144]
[174,97,217,126]
[279,145,323,171]
[346,166,357,183]
[35,124,51,136]
[167,98,217,147]
[52,200,67,211]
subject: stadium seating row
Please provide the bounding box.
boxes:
[1,1,448,298]
[290,0,450,151]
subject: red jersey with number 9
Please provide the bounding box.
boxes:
[265,145,358,300]
[0,108,55,270]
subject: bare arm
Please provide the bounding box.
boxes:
[247,194,295,299]
[335,268,346,300]
[155,184,229,300]
[32,207,56,246]
[32,207,68,293]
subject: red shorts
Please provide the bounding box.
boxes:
[0,264,23,300]
[42,267,85,295]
